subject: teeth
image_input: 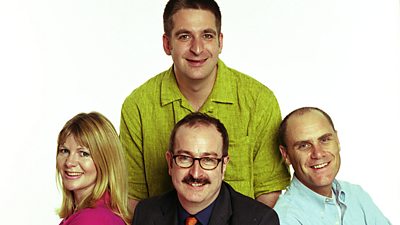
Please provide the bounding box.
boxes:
[312,163,328,169]
[66,172,82,176]
[190,183,203,187]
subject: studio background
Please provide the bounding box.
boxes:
[0,0,399,224]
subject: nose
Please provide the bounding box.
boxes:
[190,37,204,55]
[310,144,325,159]
[189,159,203,178]
[65,154,78,167]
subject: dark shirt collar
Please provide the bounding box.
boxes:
[178,200,216,225]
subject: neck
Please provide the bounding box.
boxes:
[73,187,93,207]
[294,175,333,197]
[175,72,217,112]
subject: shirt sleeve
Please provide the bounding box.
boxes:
[355,185,392,225]
[252,89,290,197]
[120,96,148,200]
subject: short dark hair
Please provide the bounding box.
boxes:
[278,107,336,147]
[163,0,222,37]
[168,112,229,156]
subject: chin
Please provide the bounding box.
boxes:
[181,193,206,204]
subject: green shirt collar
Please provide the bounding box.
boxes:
[160,59,236,107]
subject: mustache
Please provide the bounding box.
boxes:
[182,175,211,185]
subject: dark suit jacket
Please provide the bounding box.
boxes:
[132,182,280,225]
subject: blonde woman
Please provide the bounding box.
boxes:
[56,112,131,225]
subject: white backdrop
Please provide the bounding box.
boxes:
[0,0,399,224]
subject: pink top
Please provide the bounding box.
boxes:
[59,192,125,225]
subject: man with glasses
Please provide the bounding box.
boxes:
[132,112,279,225]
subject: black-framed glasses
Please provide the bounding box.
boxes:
[172,154,225,170]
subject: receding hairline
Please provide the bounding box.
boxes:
[175,122,221,138]
[172,122,223,151]
[279,107,336,147]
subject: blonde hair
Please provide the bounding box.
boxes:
[56,112,131,224]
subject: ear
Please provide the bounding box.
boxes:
[335,131,341,151]
[165,151,173,175]
[218,32,223,53]
[279,145,291,165]
[221,156,229,179]
[162,34,172,55]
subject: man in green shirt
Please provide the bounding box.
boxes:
[120,0,290,213]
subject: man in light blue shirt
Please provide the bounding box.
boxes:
[274,107,391,225]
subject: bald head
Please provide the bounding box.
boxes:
[278,107,336,147]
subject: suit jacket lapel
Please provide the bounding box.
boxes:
[154,190,179,225]
[208,182,232,225]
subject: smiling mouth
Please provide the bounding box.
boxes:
[187,58,207,64]
[311,162,329,169]
[183,176,210,187]
[65,171,83,177]
[188,182,205,187]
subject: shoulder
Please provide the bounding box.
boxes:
[219,62,279,112]
[225,183,279,223]
[335,179,370,198]
[135,190,176,212]
[274,196,301,222]
[123,69,169,104]
[66,206,125,225]
[273,183,308,223]
[335,179,376,203]
[274,200,308,225]
[133,190,177,224]
[219,60,274,94]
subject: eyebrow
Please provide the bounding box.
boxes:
[292,133,334,147]
[174,29,190,37]
[292,140,309,148]
[174,28,217,37]
[203,28,217,35]
[318,133,333,140]
[58,144,88,151]
[175,149,219,157]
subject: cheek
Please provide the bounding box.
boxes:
[170,42,187,53]
[171,168,185,181]
[209,169,223,181]
[208,42,221,53]
[291,153,307,167]
[56,157,65,169]
[83,160,97,174]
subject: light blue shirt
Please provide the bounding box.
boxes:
[274,176,391,225]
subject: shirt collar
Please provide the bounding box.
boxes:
[332,179,346,204]
[161,66,181,106]
[291,176,338,209]
[160,59,236,107]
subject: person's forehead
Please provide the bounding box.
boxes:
[176,123,220,138]
[286,111,334,139]
[172,9,217,27]
[289,110,329,126]
[173,8,215,17]
[174,124,222,152]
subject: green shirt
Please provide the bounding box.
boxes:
[120,60,290,200]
